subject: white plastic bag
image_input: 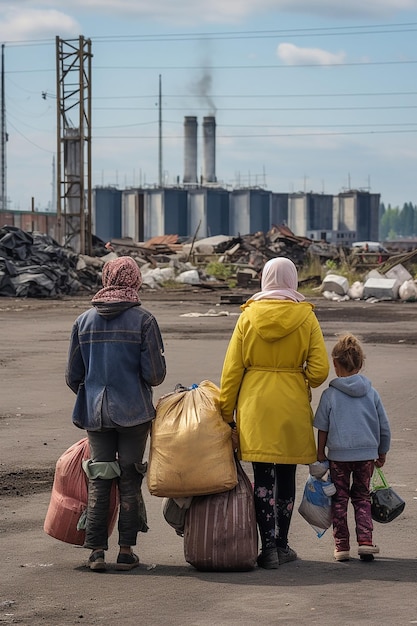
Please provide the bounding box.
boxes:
[298,469,336,538]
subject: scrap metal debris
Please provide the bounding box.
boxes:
[0,223,416,300]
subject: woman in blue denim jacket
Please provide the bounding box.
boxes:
[66,256,166,572]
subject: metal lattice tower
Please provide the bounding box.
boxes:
[56,36,92,254]
[1,44,7,211]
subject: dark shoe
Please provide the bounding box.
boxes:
[116,552,140,571]
[277,545,297,564]
[87,550,106,572]
[256,548,279,569]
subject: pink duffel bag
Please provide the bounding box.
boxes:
[44,438,118,545]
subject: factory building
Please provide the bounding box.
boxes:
[4,113,381,246]
[92,185,380,245]
[334,191,380,243]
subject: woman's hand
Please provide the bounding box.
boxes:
[374,453,386,468]
[231,428,239,451]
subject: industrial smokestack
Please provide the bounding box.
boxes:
[183,116,198,184]
[202,116,216,184]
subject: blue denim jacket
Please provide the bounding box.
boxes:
[66,303,166,430]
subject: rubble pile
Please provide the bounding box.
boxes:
[0,226,82,297]
[0,223,416,301]
[195,226,339,272]
[320,257,417,303]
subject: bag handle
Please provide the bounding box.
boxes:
[371,467,389,490]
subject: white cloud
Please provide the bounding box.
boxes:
[0,7,79,41]
[265,0,417,19]
[277,43,346,65]
[0,0,256,27]
[2,0,417,29]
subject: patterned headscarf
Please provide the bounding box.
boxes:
[92,256,142,303]
[251,257,305,302]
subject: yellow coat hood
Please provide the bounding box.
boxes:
[242,299,314,342]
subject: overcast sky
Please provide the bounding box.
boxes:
[1,0,417,211]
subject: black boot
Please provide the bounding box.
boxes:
[256,547,279,569]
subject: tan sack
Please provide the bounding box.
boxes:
[147,380,237,497]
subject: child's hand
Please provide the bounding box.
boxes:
[375,453,386,468]
[317,452,327,462]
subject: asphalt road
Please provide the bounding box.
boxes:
[0,291,416,625]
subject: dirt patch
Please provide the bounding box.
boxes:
[0,468,55,498]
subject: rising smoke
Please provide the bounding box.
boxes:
[194,68,216,115]
[188,48,217,116]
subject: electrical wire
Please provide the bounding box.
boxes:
[93,129,417,139]
[4,21,417,47]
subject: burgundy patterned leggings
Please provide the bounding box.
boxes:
[330,459,375,552]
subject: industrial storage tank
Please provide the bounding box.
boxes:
[271,193,289,227]
[143,189,164,239]
[93,187,122,241]
[229,189,271,236]
[164,188,188,236]
[355,192,380,242]
[288,193,333,237]
[307,194,333,232]
[335,191,380,243]
[121,189,144,240]
[188,188,229,237]
[144,188,188,239]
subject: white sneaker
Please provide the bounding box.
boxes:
[334,549,350,561]
[358,544,379,556]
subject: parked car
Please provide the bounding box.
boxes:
[352,241,389,253]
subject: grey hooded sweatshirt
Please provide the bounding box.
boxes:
[314,374,391,462]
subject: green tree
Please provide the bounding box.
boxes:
[401,202,414,236]
[380,205,400,239]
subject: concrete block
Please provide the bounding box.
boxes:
[363,277,399,300]
[365,269,384,281]
[322,274,349,295]
[385,263,412,283]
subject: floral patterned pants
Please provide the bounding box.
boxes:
[252,462,296,550]
[330,459,375,552]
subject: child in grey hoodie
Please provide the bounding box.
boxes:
[314,334,391,562]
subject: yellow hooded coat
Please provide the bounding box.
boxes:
[220,299,329,464]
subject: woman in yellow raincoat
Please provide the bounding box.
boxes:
[220,257,329,569]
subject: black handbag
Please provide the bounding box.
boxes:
[370,468,405,524]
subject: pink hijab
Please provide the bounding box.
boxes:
[251,257,305,302]
[92,256,142,303]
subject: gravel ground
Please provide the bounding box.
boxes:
[0,290,416,626]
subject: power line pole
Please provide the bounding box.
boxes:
[158,74,163,187]
[1,44,7,211]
